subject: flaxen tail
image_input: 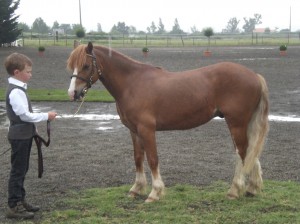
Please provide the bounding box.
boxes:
[242,74,269,174]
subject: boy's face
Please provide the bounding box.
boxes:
[14,65,32,83]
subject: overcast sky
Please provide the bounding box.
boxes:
[16,0,300,33]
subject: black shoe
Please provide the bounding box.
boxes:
[6,202,34,219]
[22,200,40,212]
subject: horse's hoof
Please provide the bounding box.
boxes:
[145,196,158,203]
[227,193,238,200]
[128,191,139,198]
[245,191,255,197]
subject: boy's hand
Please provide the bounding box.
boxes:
[48,111,57,121]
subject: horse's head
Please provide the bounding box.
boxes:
[67,42,101,101]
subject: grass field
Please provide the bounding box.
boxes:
[19,180,300,224]
[0,88,114,102]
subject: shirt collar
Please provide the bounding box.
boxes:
[8,77,27,89]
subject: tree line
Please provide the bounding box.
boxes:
[19,14,266,35]
[1,0,292,46]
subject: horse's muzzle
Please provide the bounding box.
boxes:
[73,88,88,101]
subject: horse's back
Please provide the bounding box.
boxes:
[174,61,261,107]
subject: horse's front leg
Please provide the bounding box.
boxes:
[128,131,147,197]
[138,126,165,202]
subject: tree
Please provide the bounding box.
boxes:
[157,18,166,34]
[170,18,184,34]
[0,0,22,46]
[110,22,130,35]
[60,24,72,34]
[32,17,49,34]
[224,17,240,33]
[18,22,30,32]
[116,22,130,35]
[264,27,271,34]
[97,23,102,32]
[146,27,151,34]
[128,26,137,34]
[190,25,200,34]
[149,21,157,33]
[75,27,85,38]
[72,24,84,34]
[202,27,214,50]
[52,21,60,29]
[242,14,262,33]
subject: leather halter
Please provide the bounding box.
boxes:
[70,51,102,89]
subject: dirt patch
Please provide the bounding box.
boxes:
[0,46,299,222]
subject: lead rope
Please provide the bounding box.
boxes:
[33,120,51,178]
[73,94,86,116]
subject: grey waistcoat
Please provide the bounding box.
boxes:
[6,84,36,140]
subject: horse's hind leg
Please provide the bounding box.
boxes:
[128,131,147,197]
[228,154,246,199]
[245,158,263,197]
[228,73,269,199]
[227,125,248,199]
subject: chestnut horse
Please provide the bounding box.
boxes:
[67,42,269,202]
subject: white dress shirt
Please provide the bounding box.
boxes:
[8,77,49,122]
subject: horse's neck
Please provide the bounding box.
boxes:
[99,49,140,99]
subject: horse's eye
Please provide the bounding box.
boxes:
[83,64,90,70]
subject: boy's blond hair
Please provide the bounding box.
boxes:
[4,53,32,76]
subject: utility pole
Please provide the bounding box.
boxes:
[289,6,291,32]
[79,0,82,27]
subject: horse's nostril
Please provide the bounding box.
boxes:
[74,90,79,100]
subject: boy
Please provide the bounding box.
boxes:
[4,53,57,219]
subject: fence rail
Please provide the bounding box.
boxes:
[15,32,300,48]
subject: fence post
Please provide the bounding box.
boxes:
[22,33,25,47]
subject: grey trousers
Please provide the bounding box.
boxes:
[8,138,33,208]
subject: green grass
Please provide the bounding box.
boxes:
[0,88,114,102]
[19,180,300,224]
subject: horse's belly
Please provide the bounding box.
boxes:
[156,113,213,131]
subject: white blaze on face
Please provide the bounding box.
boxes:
[68,68,77,100]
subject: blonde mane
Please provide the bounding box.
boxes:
[67,45,87,71]
[67,44,149,73]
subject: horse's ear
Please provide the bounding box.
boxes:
[86,41,93,54]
